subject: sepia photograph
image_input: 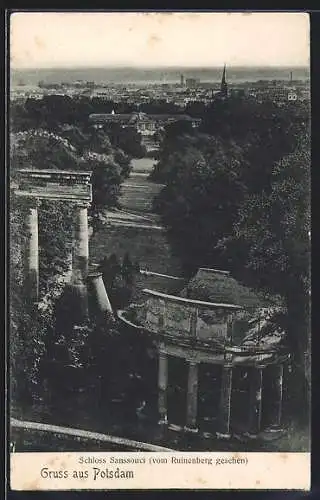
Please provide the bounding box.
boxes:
[8,10,311,490]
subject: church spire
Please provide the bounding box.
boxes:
[222,64,226,84]
[220,64,228,98]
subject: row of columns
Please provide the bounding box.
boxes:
[24,199,113,319]
[157,349,284,437]
[158,351,200,431]
[25,200,90,302]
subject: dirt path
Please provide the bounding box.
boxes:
[105,157,164,229]
[90,157,183,281]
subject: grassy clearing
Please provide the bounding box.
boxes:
[90,156,181,293]
[90,225,183,284]
[119,168,163,213]
[131,158,156,173]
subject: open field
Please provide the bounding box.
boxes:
[131,157,156,174]
[118,157,162,213]
[90,224,183,292]
[91,155,183,293]
[119,176,163,213]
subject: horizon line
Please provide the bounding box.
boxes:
[12,63,310,71]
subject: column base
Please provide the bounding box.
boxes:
[203,431,215,439]
[259,425,286,441]
[241,431,259,440]
[184,425,199,434]
[216,431,232,440]
[239,427,286,441]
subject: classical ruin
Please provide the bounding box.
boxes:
[14,170,290,443]
[118,268,290,440]
[14,169,112,320]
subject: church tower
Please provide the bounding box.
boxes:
[220,64,228,98]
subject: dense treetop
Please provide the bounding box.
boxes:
[151,98,310,387]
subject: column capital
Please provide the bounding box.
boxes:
[186,358,198,365]
[158,341,166,352]
[224,351,234,363]
[24,197,41,209]
[88,270,103,280]
[73,201,91,209]
[223,363,233,369]
[185,348,198,363]
[159,350,168,358]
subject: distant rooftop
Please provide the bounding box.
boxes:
[89,112,199,122]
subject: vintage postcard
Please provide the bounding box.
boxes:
[8,10,311,490]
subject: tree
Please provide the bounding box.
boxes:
[10,131,84,405]
[106,123,146,158]
[153,135,247,273]
[201,97,309,193]
[151,98,310,403]
[150,122,196,183]
[56,124,92,155]
[122,252,137,287]
[10,131,78,288]
[86,154,123,211]
[98,253,139,310]
[222,138,310,387]
[85,128,113,155]
[11,129,131,222]
[10,129,81,177]
[9,116,133,410]
[185,101,206,118]
[151,98,309,273]
[10,194,64,406]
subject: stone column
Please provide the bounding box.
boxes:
[185,360,199,431]
[89,271,113,315]
[265,363,284,431]
[226,314,234,343]
[217,355,233,438]
[247,366,264,437]
[71,203,89,321]
[73,203,89,281]
[189,308,198,338]
[24,200,39,302]
[158,350,168,424]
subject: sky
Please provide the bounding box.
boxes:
[10,12,310,69]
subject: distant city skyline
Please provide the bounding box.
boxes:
[10,12,309,69]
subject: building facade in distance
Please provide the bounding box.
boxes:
[186,78,201,89]
[89,111,202,152]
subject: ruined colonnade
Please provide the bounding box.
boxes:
[157,344,286,439]
[17,169,112,321]
[24,199,113,320]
